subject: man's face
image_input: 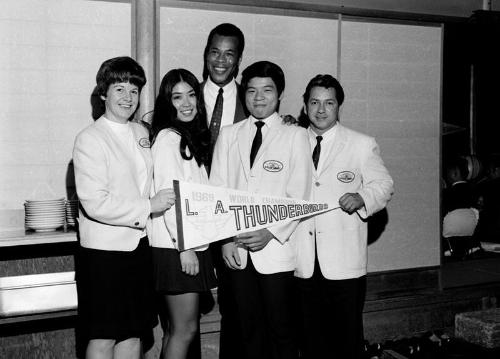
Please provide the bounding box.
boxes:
[306,86,339,135]
[206,34,241,87]
[245,77,280,119]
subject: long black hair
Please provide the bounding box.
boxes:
[150,68,209,167]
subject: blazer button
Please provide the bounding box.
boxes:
[315,182,320,187]
[172,238,176,243]
[134,221,140,226]
[308,231,313,236]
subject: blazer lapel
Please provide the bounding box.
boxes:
[237,120,252,179]
[234,84,248,123]
[131,123,153,196]
[318,123,347,176]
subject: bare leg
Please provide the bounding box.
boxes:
[86,339,115,359]
[162,293,199,359]
[114,337,141,359]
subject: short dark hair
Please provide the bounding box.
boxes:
[95,56,146,98]
[204,23,245,59]
[241,61,285,97]
[302,74,345,106]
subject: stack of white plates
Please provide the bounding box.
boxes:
[66,200,79,227]
[24,199,65,232]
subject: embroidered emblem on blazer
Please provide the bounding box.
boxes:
[337,171,355,183]
[139,138,151,148]
[263,160,283,172]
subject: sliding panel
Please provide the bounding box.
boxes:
[341,20,442,271]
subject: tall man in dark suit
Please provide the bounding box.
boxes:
[202,23,248,156]
[201,23,248,359]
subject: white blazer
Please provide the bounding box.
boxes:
[150,129,209,251]
[73,117,153,251]
[210,113,312,274]
[292,124,394,280]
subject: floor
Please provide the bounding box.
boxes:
[441,251,500,288]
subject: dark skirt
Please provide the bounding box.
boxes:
[76,237,157,341]
[152,247,217,294]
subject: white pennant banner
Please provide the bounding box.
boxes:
[173,180,338,250]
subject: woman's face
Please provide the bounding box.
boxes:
[101,81,139,124]
[171,81,197,122]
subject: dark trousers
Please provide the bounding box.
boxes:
[229,257,299,359]
[210,243,242,359]
[296,260,366,359]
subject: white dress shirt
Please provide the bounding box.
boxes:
[204,77,237,129]
[307,124,337,174]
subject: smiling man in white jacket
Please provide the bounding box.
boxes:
[210,61,312,359]
[293,74,394,359]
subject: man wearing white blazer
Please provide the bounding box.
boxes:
[210,61,312,359]
[293,74,394,359]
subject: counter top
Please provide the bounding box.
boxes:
[0,229,77,247]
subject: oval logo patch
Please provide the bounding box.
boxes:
[139,138,151,148]
[263,160,283,172]
[337,171,355,183]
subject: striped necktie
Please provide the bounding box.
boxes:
[209,87,224,153]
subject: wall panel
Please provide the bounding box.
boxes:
[341,21,442,271]
[0,0,131,229]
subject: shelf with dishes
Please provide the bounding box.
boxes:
[0,228,77,247]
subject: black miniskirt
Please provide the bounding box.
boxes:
[152,247,217,294]
[76,237,157,341]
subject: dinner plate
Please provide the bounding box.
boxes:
[25,198,65,203]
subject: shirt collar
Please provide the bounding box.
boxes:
[205,77,237,97]
[308,122,338,143]
[249,112,280,128]
[103,116,130,134]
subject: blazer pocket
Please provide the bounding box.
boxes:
[327,166,361,191]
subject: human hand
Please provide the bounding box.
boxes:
[339,193,365,214]
[180,250,199,276]
[150,188,176,213]
[222,242,242,270]
[235,229,274,252]
[281,114,298,126]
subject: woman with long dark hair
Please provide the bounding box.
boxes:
[150,68,216,359]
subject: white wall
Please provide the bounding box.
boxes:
[340,21,442,271]
[159,7,338,117]
[0,0,131,228]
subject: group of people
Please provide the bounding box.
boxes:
[73,22,394,359]
[442,154,500,259]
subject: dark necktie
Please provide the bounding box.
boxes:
[312,135,323,170]
[250,121,265,168]
[209,88,224,152]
